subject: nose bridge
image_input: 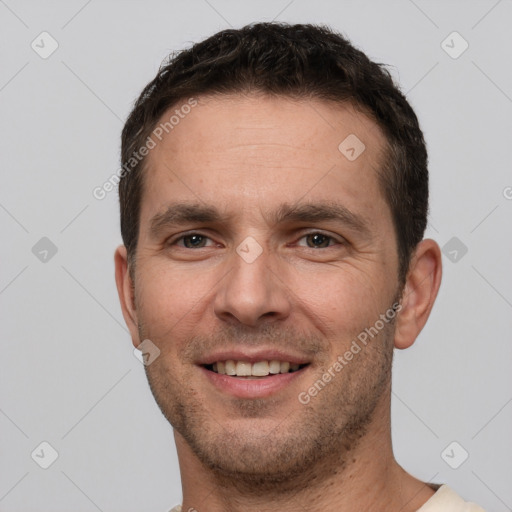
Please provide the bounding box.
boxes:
[213,238,290,326]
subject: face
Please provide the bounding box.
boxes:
[128,94,402,483]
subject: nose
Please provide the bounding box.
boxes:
[213,242,292,327]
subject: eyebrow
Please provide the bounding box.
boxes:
[149,201,371,239]
[270,202,371,236]
[149,203,225,238]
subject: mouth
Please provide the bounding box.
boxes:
[203,360,309,378]
[198,352,311,399]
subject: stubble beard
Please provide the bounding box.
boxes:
[140,318,395,495]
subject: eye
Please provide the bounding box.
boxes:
[297,232,340,249]
[173,233,214,249]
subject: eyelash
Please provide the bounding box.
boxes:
[168,231,343,249]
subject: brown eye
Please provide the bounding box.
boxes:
[304,233,333,248]
[179,234,209,248]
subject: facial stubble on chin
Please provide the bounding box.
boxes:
[138,315,395,494]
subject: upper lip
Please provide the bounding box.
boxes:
[197,348,312,366]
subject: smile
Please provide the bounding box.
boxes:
[205,360,308,377]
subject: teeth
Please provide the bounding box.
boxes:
[269,360,281,374]
[225,360,236,376]
[209,360,304,377]
[235,361,252,376]
[252,361,269,376]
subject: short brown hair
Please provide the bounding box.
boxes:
[119,22,429,284]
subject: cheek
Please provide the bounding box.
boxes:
[288,264,391,338]
[135,262,211,340]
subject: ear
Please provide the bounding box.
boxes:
[114,245,140,348]
[394,239,442,350]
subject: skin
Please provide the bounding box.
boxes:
[115,93,442,512]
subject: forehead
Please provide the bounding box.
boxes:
[141,93,390,228]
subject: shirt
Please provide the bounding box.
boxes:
[169,484,486,511]
[417,485,486,511]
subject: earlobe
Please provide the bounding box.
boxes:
[394,239,442,350]
[114,245,140,348]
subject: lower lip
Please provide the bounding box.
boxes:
[200,366,307,399]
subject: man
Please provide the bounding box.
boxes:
[114,22,485,511]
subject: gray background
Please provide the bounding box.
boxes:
[1,0,511,510]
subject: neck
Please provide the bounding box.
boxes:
[175,391,435,512]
